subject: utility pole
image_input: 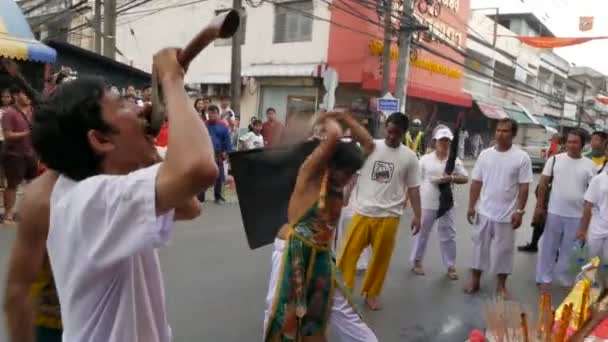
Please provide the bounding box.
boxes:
[394,0,414,112]
[381,0,393,94]
[577,81,587,128]
[94,0,102,54]
[103,0,116,59]
[230,3,243,116]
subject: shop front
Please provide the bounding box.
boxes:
[0,0,57,90]
[327,0,472,130]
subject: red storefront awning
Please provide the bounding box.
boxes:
[360,75,472,107]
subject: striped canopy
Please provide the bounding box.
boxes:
[0,0,56,63]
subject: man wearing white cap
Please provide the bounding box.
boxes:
[465,118,532,298]
[410,125,469,279]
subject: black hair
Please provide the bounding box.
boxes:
[9,84,24,96]
[32,76,111,181]
[266,107,276,114]
[496,118,518,137]
[591,131,608,140]
[143,84,151,90]
[251,118,262,126]
[329,141,364,174]
[208,104,220,113]
[568,128,588,146]
[386,112,409,132]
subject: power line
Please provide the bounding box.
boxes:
[272,0,579,106]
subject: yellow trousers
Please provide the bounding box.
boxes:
[337,214,400,297]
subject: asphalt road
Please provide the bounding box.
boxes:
[0,172,567,342]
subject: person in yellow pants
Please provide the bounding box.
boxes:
[338,112,422,311]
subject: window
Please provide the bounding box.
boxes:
[273,1,313,43]
[215,8,246,46]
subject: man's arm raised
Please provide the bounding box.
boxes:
[153,48,218,215]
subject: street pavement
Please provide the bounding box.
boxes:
[0,171,569,341]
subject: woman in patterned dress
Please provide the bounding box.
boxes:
[263,112,377,342]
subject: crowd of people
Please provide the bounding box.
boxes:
[2,49,608,342]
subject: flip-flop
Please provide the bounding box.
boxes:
[447,270,459,281]
[412,266,425,276]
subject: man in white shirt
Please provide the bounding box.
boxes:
[465,118,533,298]
[535,129,596,289]
[578,166,608,264]
[338,112,422,311]
[29,49,219,341]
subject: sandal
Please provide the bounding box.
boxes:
[412,266,425,275]
[447,269,459,281]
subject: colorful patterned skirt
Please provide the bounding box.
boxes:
[264,230,360,341]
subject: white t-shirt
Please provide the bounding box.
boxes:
[47,164,175,342]
[472,146,533,223]
[543,153,596,218]
[239,131,264,150]
[419,151,468,210]
[351,139,421,218]
[584,171,608,240]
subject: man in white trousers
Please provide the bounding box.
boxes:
[578,164,608,264]
[410,126,468,279]
[465,118,533,298]
[534,129,596,290]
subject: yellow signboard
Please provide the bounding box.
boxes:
[410,58,462,78]
[368,40,398,60]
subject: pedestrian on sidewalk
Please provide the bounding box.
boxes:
[338,112,422,311]
[535,129,596,290]
[465,118,533,298]
[410,125,468,280]
[204,105,233,204]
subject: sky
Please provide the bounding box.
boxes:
[470,0,608,74]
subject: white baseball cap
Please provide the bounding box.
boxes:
[433,127,454,141]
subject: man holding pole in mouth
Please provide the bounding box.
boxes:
[30,48,217,341]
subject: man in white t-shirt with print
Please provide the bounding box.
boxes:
[535,129,596,290]
[338,112,421,311]
[465,118,533,298]
[578,165,608,264]
[30,49,219,341]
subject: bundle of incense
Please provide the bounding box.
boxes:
[544,309,555,342]
[578,279,591,329]
[555,303,573,342]
[537,293,552,338]
[520,312,529,342]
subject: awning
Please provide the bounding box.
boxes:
[474,100,509,120]
[242,63,327,78]
[534,115,559,129]
[361,75,472,107]
[196,73,231,84]
[0,0,56,63]
[505,108,534,124]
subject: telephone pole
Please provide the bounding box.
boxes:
[230,2,243,115]
[381,0,393,94]
[394,0,427,112]
[94,0,101,54]
[394,0,414,112]
[103,0,116,58]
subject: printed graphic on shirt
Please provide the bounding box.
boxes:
[371,161,394,183]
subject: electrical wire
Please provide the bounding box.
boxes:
[270,0,580,106]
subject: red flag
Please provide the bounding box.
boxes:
[517,36,608,48]
[580,16,594,32]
